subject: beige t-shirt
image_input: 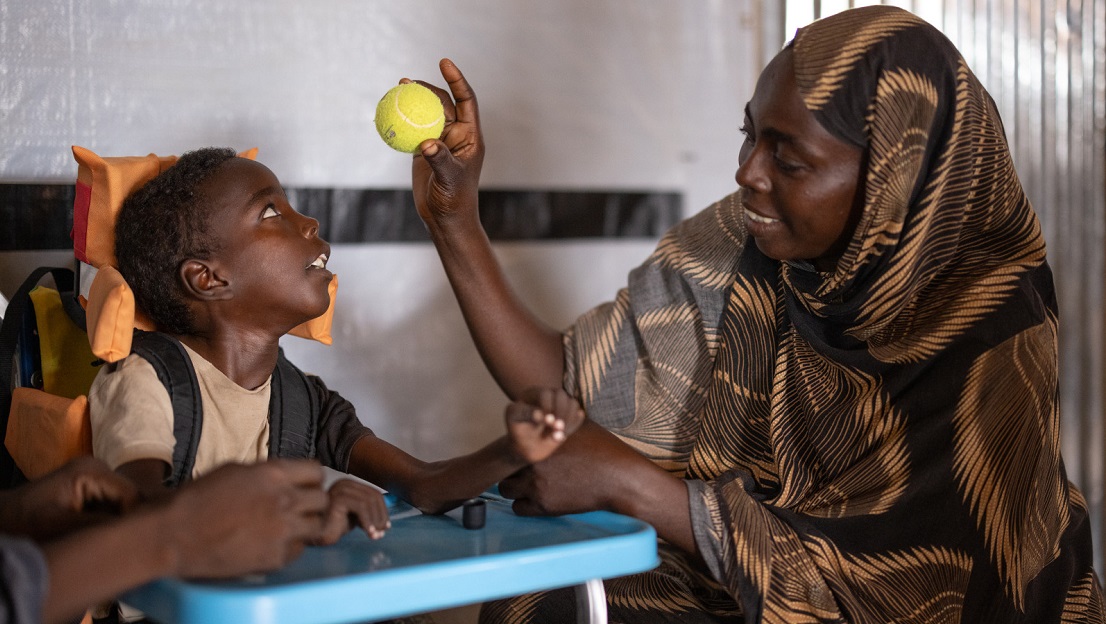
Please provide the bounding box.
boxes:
[90,342,271,479]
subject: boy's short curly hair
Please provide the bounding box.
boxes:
[115,147,238,335]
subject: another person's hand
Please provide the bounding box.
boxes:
[499,420,658,517]
[314,477,391,545]
[165,459,330,578]
[409,58,485,228]
[506,388,586,464]
[0,456,138,541]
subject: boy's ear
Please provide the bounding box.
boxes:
[179,259,232,301]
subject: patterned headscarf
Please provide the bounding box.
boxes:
[786,7,1047,361]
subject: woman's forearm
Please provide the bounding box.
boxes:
[612,466,698,554]
[428,215,565,399]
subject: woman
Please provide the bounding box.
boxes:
[411,6,1103,622]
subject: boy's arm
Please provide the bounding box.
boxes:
[347,388,584,515]
[412,59,565,400]
[41,460,329,624]
[115,459,173,502]
[347,434,523,516]
[89,354,177,500]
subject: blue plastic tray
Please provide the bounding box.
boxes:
[123,494,659,623]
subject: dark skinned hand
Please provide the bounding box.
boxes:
[409,58,485,226]
[500,420,698,554]
[166,459,331,578]
[505,387,586,464]
[499,420,657,517]
[314,477,391,545]
[0,456,138,541]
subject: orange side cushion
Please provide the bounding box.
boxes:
[86,266,155,363]
[5,389,92,480]
[288,274,338,345]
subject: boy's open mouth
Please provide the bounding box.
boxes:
[307,253,328,270]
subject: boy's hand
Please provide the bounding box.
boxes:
[0,456,139,540]
[315,478,391,545]
[409,58,485,228]
[506,388,586,464]
[167,459,330,578]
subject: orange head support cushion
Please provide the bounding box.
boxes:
[71,145,259,268]
[72,146,335,355]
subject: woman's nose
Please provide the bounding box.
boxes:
[735,145,766,193]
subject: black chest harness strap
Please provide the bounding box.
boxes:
[129,331,318,487]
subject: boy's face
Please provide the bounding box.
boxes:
[199,157,332,331]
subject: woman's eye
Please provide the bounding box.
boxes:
[774,155,802,173]
[262,205,280,219]
[739,126,754,144]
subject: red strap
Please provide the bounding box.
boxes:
[72,180,92,263]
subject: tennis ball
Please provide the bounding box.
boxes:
[374,82,446,153]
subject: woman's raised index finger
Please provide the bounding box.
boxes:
[439,58,479,124]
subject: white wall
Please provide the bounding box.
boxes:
[0,0,775,459]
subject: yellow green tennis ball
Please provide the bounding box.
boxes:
[374,82,446,153]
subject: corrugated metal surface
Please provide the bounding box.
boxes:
[787,0,1106,570]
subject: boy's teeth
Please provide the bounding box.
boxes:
[309,254,328,269]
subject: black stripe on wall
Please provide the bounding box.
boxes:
[0,184,681,251]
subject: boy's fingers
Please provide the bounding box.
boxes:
[344,501,389,541]
[327,480,391,536]
[505,401,536,424]
[537,388,558,413]
[557,390,576,413]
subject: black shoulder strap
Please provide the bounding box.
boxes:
[268,348,318,460]
[0,266,82,488]
[129,331,203,488]
[129,336,318,483]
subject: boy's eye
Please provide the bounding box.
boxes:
[262,205,280,219]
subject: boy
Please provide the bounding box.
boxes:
[89,147,584,542]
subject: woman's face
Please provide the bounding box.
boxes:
[736,49,865,273]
